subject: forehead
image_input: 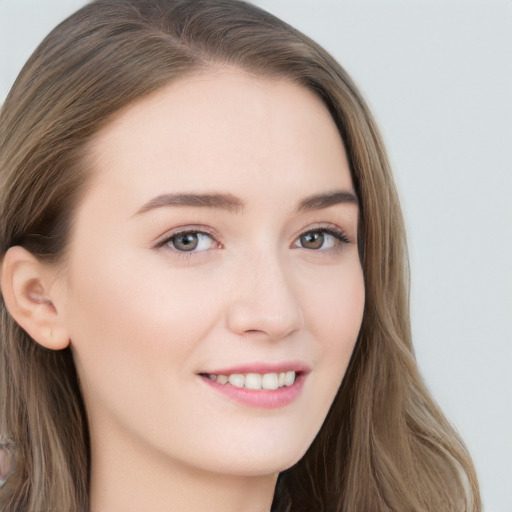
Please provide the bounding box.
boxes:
[85,69,353,210]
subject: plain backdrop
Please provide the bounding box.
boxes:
[1,1,511,510]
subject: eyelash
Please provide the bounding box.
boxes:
[155,227,220,256]
[296,227,351,249]
[155,225,351,257]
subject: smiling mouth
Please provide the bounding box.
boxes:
[199,371,297,390]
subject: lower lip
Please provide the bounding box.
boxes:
[199,374,306,409]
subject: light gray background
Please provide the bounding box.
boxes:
[1,1,511,510]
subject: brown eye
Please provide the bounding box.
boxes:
[299,231,325,250]
[295,229,349,251]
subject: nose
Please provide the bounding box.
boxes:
[226,250,304,341]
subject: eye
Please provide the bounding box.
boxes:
[163,231,217,252]
[294,228,349,250]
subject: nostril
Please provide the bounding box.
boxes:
[226,300,304,341]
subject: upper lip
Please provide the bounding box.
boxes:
[199,361,312,376]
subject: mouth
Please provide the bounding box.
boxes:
[197,363,309,408]
[199,370,298,390]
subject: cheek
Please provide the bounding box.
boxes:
[66,248,215,343]
[301,261,364,395]
[63,252,231,456]
[302,258,365,346]
[63,250,221,403]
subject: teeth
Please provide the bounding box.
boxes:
[207,371,296,390]
[216,375,228,384]
[244,373,262,390]
[262,373,279,390]
[228,374,245,388]
[284,371,295,386]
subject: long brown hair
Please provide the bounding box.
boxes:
[0,1,480,510]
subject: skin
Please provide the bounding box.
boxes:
[38,70,364,511]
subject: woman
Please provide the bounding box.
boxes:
[0,1,480,511]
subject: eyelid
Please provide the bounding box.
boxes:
[152,222,353,253]
[154,225,222,250]
[293,223,352,246]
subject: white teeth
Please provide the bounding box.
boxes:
[284,371,296,386]
[216,375,228,384]
[244,373,262,390]
[206,371,296,390]
[228,374,245,387]
[261,373,279,390]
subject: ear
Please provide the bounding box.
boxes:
[1,246,70,350]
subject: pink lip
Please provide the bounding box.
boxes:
[197,361,311,409]
[202,360,311,376]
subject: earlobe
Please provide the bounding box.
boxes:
[1,246,70,350]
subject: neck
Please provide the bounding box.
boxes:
[88,426,278,512]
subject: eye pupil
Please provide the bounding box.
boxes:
[300,232,324,249]
[173,233,199,251]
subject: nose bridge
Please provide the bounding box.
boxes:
[226,245,304,340]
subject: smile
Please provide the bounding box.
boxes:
[202,371,296,390]
[198,364,309,408]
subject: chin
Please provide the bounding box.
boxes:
[196,437,312,478]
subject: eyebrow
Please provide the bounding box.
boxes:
[134,189,358,216]
[134,193,245,215]
[296,190,359,211]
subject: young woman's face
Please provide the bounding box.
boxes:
[58,70,365,477]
